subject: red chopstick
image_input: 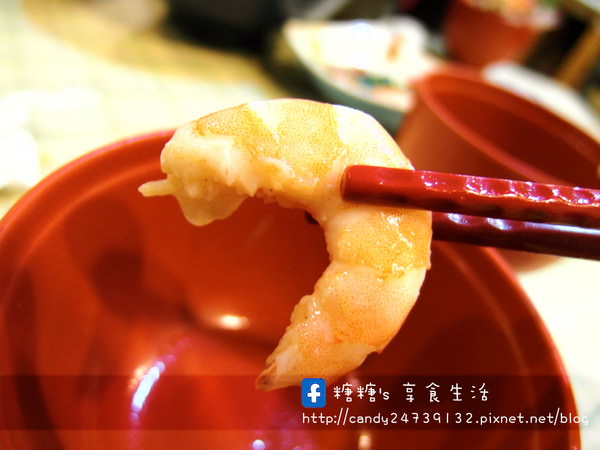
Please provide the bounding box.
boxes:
[431,213,600,260]
[341,166,600,260]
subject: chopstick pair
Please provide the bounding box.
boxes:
[341,166,600,261]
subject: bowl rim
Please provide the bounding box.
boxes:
[0,130,175,290]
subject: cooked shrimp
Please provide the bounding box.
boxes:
[139,99,432,390]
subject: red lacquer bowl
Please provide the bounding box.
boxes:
[0,131,579,449]
[396,67,600,268]
[442,0,551,67]
[396,68,600,188]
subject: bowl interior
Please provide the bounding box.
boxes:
[0,132,578,449]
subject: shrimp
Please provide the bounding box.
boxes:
[139,99,432,390]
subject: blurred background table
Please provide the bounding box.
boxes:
[1,0,599,448]
[0,0,307,216]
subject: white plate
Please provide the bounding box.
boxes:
[283,17,441,132]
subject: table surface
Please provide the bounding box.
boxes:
[1,0,599,447]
